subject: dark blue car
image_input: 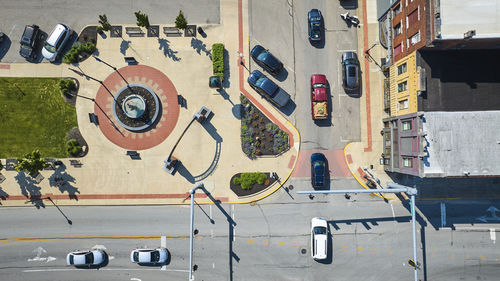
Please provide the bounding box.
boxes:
[250,45,284,76]
[248,70,290,108]
[311,153,327,189]
[308,9,322,43]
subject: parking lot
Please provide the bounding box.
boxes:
[0,0,220,63]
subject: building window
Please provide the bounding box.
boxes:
[407,8,419,28]
[409,32,420,46]
[403,157,413,168]
[399,99,409,110]
[394,44,402,56]
[394,23,402,37]
[393,4,401,17]
[402,120,412,130]
[398,81,408,92]
[397,63,407,75]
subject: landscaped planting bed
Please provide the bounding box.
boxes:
[0,78,78,158]
[240,95,289,159]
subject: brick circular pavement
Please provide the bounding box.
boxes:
[94,65,180,150]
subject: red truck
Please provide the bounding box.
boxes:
[310,74,328,120]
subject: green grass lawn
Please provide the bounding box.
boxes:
[0,78,78,158]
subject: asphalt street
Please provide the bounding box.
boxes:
[1,196,500,281]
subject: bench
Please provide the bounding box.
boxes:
[89,113,99,125]
[70,160,83,167]
[124,57,138,65]
[163,27,182,37]
[125,27,145,37]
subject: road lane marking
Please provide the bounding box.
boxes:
[248,238,254,244]
[450,253,455,259]
[441,202,446,227]
[490,228,496,244]
[387,249,392,254]
[371,248,377,253]
[161,236,166,247]
[263,240,269,245]
[292,242,300,247]
[466,254,470,259]
[23,268,189,273]
[0,235,175,245]
[341,246,347,251]
[480,256,486,260]
[431,252,437,257]
[357,248,363,252]
[278,241,285,246]
[195,236,202,241]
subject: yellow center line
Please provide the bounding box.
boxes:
[357,248,363,252]
[465,254,470,260]
[370,248,377,253]
[341,246,347,251]
[248,238,254,244]
[387,250,392,254]
[278,241,285,246]
[0,235,163,245]
[292,242,300,247]
[480,256,486,260]
[450,253,455,259]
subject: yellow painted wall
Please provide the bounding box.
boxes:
[389,51,420,116]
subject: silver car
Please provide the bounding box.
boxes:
[130,248,168,264]
[66,250,105,266]
[341,52,360,91]
[42,23,71,61]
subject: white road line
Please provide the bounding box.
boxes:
[337,49,357,53]
[23,268,189,273]
[161,236,166,248]
[440,202,446,228]
[490,228,496,244]
[7,24,17,37]
[209,205,212,220]
[212,263,215,269]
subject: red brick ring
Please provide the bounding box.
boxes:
[94,65,180,150]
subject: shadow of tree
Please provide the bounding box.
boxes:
[48,164,80,200]
[0,187,9,204]
[120,40,131,55]
[158,39,181,61]
[14,172,45,209]
[190,38,211,57]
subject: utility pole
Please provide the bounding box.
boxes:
[189,182,204,281]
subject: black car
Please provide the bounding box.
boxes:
[311,153,327,189]
[308,9,322,43]
[20,25,41,60]
[250,45,284,76]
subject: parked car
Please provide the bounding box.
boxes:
[311,217,328,260]
[42,23,71,61]
[310,74,328,120]
[311,153,327,188]
[308,9,322,43]
[131,248,168,264]
[250,45,284,76]
[0,30,4,43]
[66,250,105,266]
[19,25,41,60]
[341,51,360,90]
[248,70,291,108]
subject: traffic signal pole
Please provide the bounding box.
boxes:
[297,182,418,281]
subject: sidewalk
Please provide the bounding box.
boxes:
[343,0,394,199]
[0,0,299,206]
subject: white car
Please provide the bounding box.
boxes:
[42,23,71,61]
[130,248,168,264]
[311,217,328,260]
[66,250,105,266]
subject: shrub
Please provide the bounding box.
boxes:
[233,172,267,190]
[212,43,224,81]
[59,79,76,96]
[63,42,96,64]
[67,139,82,156]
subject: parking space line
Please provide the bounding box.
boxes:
[337,49,357,53]
[161,236,166,248]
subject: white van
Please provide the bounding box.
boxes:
[42,23,71,61]
[311,217,328,260]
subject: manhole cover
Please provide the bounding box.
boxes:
[288,185,294,190]
[299,247,307,255]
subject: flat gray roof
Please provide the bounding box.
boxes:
[440,0,500,39]
[422,111,500,177]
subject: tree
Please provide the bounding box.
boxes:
[15,150,48,178]
[175,10,188,30]
[97,14,112,32]
[0,160,3,171]
[135,11,150,29]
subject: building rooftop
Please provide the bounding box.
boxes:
[417,50,500,111]
[422,111,500,177]
[439,0,500,39]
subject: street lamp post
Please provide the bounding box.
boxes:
[364,41,383,70]
[297,183,419,281]
[189,182,204,281]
